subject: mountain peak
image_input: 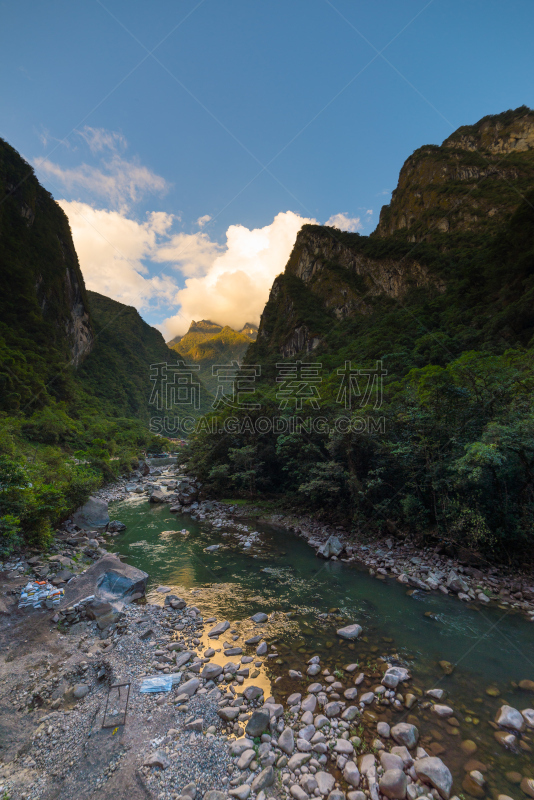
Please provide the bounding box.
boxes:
[188,319,223,334]
[374,105,534,241]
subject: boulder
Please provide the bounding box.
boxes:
[495,704,525,732]
[343,761,360,788]
[63,554,147,610]
[390,747,413,767]
[243,685,263,701]
[180,678,200,697]
[95,564,148,608]
[462,770,485,799]
[337,624,362,640]
[391,723,419,749]
[175,651,194,668]
[251,612,268,623]
[522,708,534,728]
[229,738,255,756]
[279,727,295,755]
[152,490,171,503]
[379,769,407,800]
[208,620,230,637]
[245,708,271,737]
[237,749,255,770]
[251,767,274,792]
[107,520,126,533]
[382,667,410,688]
[144,750,170,769]
[218,707,240,722]
[325,701,342,717]
[287,693,302,706]
[334,739,354,755]
[414,757,453,800]
[446,570,469,594]
[377,722,391,738]
[230,787,250,800]
[201,663,223,680]
[301,695,317,713]
[53,569,74,584]
[72,496,109,529]
[315,772,335,795]
[288,753,312,772]
[432,705,454,718]
[380,753,404,771]
[318,535,344,559]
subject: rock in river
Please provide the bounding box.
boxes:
[495,704,525,732]
[251,612,268,623]
[414,757,453,800]
[201,663,223,680]
[337,624,362,640]
[391,723,419,749]
[107,520,126,532]
[208,620,230,637]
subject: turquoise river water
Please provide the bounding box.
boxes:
[109,490,534,797]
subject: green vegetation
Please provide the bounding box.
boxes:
[185,110,534,564]
[0,139,171,555]
[78,292,212,421]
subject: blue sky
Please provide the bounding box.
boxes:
[1,0,533,335]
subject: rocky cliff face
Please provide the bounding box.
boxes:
[250,224,445,359]
[286,228,444,319]
[0,137,93,367]
[249,107,534,362]
[375,106,534,241]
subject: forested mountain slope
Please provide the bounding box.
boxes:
[188,107,534,563]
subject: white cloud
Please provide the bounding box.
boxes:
[61,201,367,339]
[196,214,211,228]
[37,155,167,210]
[59,200,179,309]
[34,127,167,211]
[154,232,223,278]
[76,126,127,154]
[325,212,363,232]
[161,210,316,338]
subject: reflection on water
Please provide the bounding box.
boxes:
[110,493,534,794]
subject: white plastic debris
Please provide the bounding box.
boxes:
[139,676,173,693]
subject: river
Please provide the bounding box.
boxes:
[109,485,534,797]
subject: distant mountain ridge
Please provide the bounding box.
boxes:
[167,319,258,392]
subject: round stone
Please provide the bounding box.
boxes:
[379,769,407,800]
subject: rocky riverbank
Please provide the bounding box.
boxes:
[95,461,534,623]
[3,546,534,800]
[2,462,534,800]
